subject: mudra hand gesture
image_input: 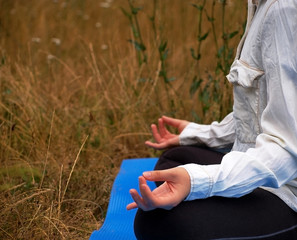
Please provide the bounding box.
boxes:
[126,167,190,211]
[145,116,189,150]
[127,116,191,211]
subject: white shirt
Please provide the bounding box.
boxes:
[179,0,297,211]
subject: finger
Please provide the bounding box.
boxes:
[143,168,176,182]
[138,176,149,199]
[161,116,181,128]
[129,188,146,210]
[162,116,189,132]
[145,140,169,150]
[158,118,167,137]
[151,124,162,143]
[159,118,172,136]
[126,201,138,210]
[146,134,179,148]
[132,177,155,211]
[138,178,157,210]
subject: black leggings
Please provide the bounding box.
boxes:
[134,146,297,240]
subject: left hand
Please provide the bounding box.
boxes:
[145,116,189,150]
[126,167,191,211]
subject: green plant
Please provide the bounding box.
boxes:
[190,0,242,121]
[121,0,147,67]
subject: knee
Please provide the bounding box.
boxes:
[154,146,188,171]
[133,209,154,240]
[134,209,169,240]
[133,205,198,240]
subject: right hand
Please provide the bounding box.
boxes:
[145,116,189,150]
[126,167,191,211]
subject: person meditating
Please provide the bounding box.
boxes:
[127,0,297,239]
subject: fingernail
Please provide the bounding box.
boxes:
[143,171,151,178]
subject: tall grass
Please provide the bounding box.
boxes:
[0,0,245,239]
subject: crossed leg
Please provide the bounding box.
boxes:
[134,146,297,240]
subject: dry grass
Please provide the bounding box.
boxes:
[0,0,245,239]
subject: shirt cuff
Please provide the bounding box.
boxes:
[179,164,217,201]
[179,122,208,146]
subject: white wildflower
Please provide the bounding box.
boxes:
[101,44,108,50]
[51,38,61,46]
[31,37,41,43]
[95,22,102,28]
[47,54,55,63]
[99,2,111,8]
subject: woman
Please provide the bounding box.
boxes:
[127,0,297,239]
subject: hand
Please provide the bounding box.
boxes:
[126,167,190,211]
[145,116,189,150]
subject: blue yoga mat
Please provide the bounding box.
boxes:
[90,158,158,240]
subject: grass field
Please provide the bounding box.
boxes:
[0,0,245,239]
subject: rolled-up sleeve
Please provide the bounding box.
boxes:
[179,112,235,148]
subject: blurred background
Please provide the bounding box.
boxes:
[0,0,245,239]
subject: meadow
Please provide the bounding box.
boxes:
[0,0,245,239]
